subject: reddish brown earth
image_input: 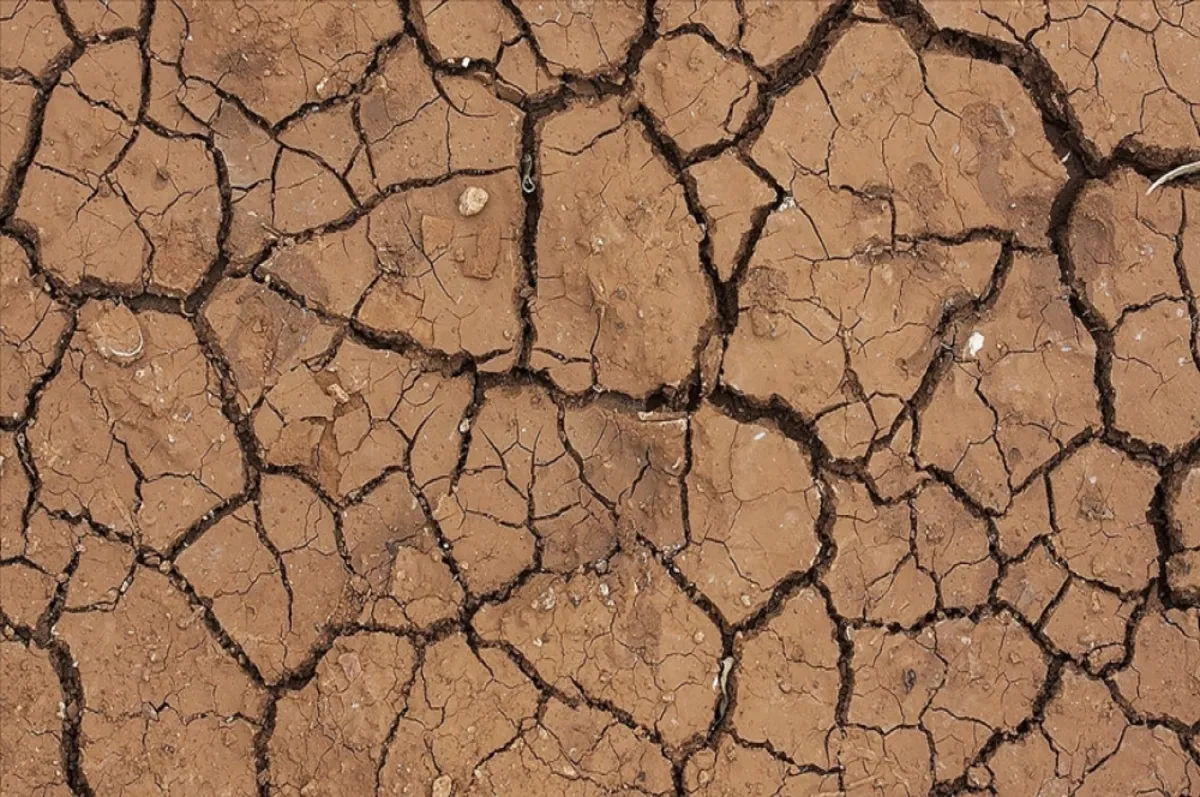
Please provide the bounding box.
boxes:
[2,0,1200,795]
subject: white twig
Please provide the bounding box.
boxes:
[1146,160,1200,194]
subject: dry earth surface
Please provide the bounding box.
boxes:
[2,0,1200,795]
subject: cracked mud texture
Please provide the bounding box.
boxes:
[1,1,1199,796]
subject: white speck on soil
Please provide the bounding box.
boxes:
[966,331,985,358]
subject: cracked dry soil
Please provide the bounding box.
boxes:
[2,0,1200,795]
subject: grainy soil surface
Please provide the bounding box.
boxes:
[2,0,1200,795]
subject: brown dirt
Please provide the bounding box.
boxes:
[2,1,1199,796]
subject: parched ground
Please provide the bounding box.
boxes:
[2,0,1200,795]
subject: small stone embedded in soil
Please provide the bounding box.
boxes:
[431,775,453,797]
[87,302,143,364]
[457,186,489,217]
[297,172,527,366]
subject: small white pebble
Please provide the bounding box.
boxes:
[458,186,489,217]
[431,775,454,797]
[966,331,985,358]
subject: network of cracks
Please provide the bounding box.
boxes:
[2,0,1200,795]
